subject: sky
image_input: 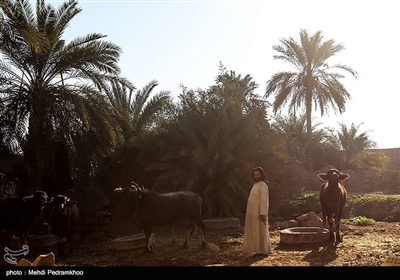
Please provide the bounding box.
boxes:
[57,0,399,149]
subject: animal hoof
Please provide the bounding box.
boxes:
[143,248,155,254]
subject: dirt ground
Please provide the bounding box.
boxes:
[2,218,399,268]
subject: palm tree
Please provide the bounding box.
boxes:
[265,29,358,171]
[100,79,173,187]
[271,113,312,163]
[148,65,284,217]
[324,122,387,170]
[0,0,132,193]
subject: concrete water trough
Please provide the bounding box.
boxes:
[10,234,57,249]
[110,233,155,251]
[279,227,330,244]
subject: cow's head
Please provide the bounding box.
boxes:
[113,181,145,197]
[24,190,49,204]
[45,195,77,213]
[23,191,49,214]
[318,169,349,183]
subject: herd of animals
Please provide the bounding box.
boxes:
[0,168,349,262]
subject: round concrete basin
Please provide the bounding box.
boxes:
[110,233,154,251]
[279,227,330,244]
[10,234,57,249]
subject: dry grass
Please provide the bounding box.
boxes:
[2,219,398,268]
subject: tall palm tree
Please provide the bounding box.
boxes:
[265,29,358,171]
[0,0,132,193]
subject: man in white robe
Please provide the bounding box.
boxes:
[243,166,272,255]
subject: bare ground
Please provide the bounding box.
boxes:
[3,219,399,268]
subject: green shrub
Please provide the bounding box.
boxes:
[285,194,400,221]
[346,216,375,226]
[283,193,320,218]
[346,195,400,221]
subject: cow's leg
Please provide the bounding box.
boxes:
[68,231,74,254]
[171,228,178,244]
[62,241,66,260]
[327,214,334,241]
[182,219,195,249]
[57,241,61,259]
[321,208,327,229]
[335,212,343,243]
[195,219,207,249]
[142,227,153,254]
[21,229,29,247]
[335,220,342,243]
[58,238,66,260]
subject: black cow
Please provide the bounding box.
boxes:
[0,190,48,247]
[113,182,207,254]
[318,169,349,243]
[43,195,79,259]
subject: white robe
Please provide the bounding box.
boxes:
[243,180,272,255]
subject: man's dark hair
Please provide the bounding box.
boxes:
[252,166,269,183]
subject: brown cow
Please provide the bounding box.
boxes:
[43,195,79,259]
[318,169,349,243]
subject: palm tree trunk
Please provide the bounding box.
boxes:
[306,90,313,172]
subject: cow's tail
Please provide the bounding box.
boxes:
[336,192,341,217]
[335,186,344,229]
[197,193,203,216]
[196,193,204,234]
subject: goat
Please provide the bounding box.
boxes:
[43,195,79,259]
[113,182,207,254]
[0,190,48,247]
[318,169,349,243]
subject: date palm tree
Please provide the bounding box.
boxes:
[324,122,388,170]
[101,79,173,188]
[0,0,132,193]
[265,29,358,171]
[148,65,284,217]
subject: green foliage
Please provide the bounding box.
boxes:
[0,0,132,192]
[282,193,321,218]
[322,122,386,171]
[271,113,324,166]
[355,150,390,171]
[265,29,358,171]
[207,242,220,252]
[286,193,400,221]
[345,195,400,221]
[271,116,387,172]
[344,216,375,226]
[0,2,386,225]
[148,64,285,218]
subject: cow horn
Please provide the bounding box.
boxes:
[113,187,124,193]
